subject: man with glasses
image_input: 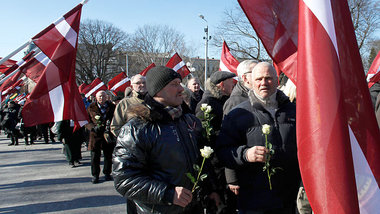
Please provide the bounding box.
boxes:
[111,74,147,137]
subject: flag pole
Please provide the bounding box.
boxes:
[0,39,32,66]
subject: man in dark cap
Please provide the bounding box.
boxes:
[195,70,236,212]
[112,66,219,214]
[196,71,236,143]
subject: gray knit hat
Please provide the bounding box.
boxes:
[146,66,182,96]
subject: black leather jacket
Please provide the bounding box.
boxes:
[113,96,204,214]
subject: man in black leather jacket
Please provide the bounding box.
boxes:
[113,66,219,214]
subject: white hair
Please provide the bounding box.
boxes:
[237,60,258,80]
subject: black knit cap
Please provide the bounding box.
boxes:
[146,66,182,97]
[210,71,236,84]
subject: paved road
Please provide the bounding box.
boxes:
[0,133,126,214]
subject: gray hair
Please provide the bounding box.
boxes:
[237,60,258,80]
[130,74,145,83]
[251,62,277,80]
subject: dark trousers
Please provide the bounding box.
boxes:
[90,142,114,178]
[64,138,82,163]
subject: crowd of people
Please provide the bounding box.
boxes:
[1,61,379,214]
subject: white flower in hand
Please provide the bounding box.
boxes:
[95,115,101,120]
[262,124,271,135]
[200,146,214,158]
[200,103,208,112]
[205,105,212,113]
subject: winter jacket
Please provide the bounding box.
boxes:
[110,90,145,137]
[216,90,300,210]
[189,89,203,114]
[2,106,19,131]
[86,101,115,151]
[370,82,380,109]
[112,95,205,214]
[195,90,229,141]
[223,81,250,117]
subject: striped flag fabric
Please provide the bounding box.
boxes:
[219,41,239,76]
[0,58,16,74]
[140,63,156,76]
[238,0,298,83]
[78,83,88,94]
[296,0,380,213]
[366,51,380,88]
[166,53,190,78]
[83,77,107,98]
[108,72,130,95]
[22,3,88,128]
[239,0,380,213]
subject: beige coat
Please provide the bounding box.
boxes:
[110,90,144,137]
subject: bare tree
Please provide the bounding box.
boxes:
[126,24,190,74]
[76,19,129,84]
[349,0,380,50]
[213,1,379,67]
[211,3,269,61]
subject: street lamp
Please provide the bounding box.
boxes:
[199,14,211,88]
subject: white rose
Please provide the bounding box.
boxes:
[262,124,271,135]
[94,115,101,120]
[200,146,214,158]
[200,103,208,112]
[205,105,212,113]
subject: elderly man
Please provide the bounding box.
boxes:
[187,76,203,113]
[111,74,147,137]
[223,60,257,116]
[86,90,116,184]
[113,66,218,214]
[216,62,300,213]
[195,71,236,139]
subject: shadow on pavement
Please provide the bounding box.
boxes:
[0,195,125,213]
[0,147,61,154]
[0,177,92,190]
[0,159,67,168]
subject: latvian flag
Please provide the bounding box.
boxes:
[22,3,89,128]
[108,72,130,95]
[83,77,107,98]
[366,51,380,88]
[166,53,190,78]
[219,41,239,76]
[140,63,156,76]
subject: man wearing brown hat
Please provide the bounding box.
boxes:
[112,66,219,214]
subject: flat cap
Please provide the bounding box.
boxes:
[210,71,236,84]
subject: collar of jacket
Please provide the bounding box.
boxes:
[248,90,290,111]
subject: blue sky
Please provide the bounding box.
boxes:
[0,0,237,61]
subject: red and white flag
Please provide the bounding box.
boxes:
[166,53,190,78]
[296,0,380,213]
[238,0,298,83]
[19,51,51,83]
[140,63,156,76]
[78,83,88,94]
[22,3,89,128]
[108,72,130,95]
[0,71,24,103]
[219,41,239,76]
[83,77,107,98]
[0,58,17,74]
[366,51,380,88]
[239,0,380,212]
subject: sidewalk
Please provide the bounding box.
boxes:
[0,133,126,214]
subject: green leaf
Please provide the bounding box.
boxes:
[193,164,200,172]
[267,143,272,150]
[200,174,208,181]
[186,173,196,183]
